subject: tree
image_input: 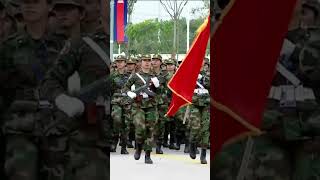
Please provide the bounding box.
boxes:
[160,0,188,58]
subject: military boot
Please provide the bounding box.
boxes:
[121,146,129,154]
[189,143,197,159]
[169,136,175,149]
[145,151,153,164]
[127,139,134,148]
[174,136,180,150]
[134,143,142,160]
[163,137,169,148]
[156,143,163,154]
[200,149,207,164]
[184,141,190,153]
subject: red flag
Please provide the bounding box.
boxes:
[211,0,297,158]
[166,16,210,117]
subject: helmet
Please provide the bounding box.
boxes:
[140,54,152,60]
[114,54,127,62]
[152,54,162,61]
[126,57,137,64]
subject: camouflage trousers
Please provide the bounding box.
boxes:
[123,104,135,143]
[132,105,158,151]
[188,105,210,148]
[154,103,168,144]
[2,111,41,180]
[212,134,320,180]
[111,104,128,147]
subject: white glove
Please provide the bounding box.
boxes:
[127,91,137,99]
[151,77,160,88]
[55,94,84,117]
[131,84,136,91]
[198,74,203,80]
[194,89,199,94]
[141,92,149,98]
[200,89,209,94]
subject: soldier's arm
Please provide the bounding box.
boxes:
[41,47,79,101]
[123,74,135,93]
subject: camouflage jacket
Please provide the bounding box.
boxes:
[41,32,110,102]
[192,71,210,107]
[124,71,160,108]
[151,69,168,105]
[0,29,63,104]
[110,70,130,105]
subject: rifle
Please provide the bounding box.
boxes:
[9,76,112,136]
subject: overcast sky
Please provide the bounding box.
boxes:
[131,0,207,23]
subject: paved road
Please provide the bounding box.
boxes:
[110,144,210,180]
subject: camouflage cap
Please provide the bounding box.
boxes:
[52,0,84,9]
[114,54,127,62]
[165,58,177,65]
[141,54,152,60]
[152,54,162,61]
[303,0,320,15]
[126,57,137,64]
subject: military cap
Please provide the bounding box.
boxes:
[165,58,177,65]
[52,0,84,9]
[114,54,127,62]
[126,57,137,64]
[152,54,162,61]
[141,54,152,60]
[303,0,320,15]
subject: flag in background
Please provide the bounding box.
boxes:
[114,0,128,43]
[166,15,210,117]
[211,0,297,159]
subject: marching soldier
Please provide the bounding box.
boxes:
[151,54,168,154]
[124,54,161,164]
[0,0,65,179]
[110,54,130,154]
[40,0,110,179]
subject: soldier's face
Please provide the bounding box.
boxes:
[21,0,48,22]
[54,5,83,28]
[301,7,317,28]
[116,60,126,69]
[126,63,136,71]
[151,59,161,68]
[141,59,151,69]
[84,0,100,22]
[166,64,175,72]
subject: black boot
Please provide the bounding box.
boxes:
[127,140,134,148]
[134,143,142,160]
[184,141,190,153]
[189,143,196,159]
[145,151,153,164]
[174,136,180,150]
[156,143,163,154]
[169,135,175,149]
[121,146,129,154]
[200,149,207,164]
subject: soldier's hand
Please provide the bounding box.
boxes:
[55,94,85,117]
[127,91,137,99]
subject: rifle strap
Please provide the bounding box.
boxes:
[196,81,205,89]
[135,73,146,84]
[276,62,301,87]
[82,36,110,69]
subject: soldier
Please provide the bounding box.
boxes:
[81,0,101,34]
[125,56,137,148]
[188,60,210,164]
[124,54,161,164]
[40,0,110,179]
[0,0,64,179]
[162,58,176,148]
[135,54,142,72]
[0,0,17,43]
[151,54,167,154]
[212,0,320,178]
[110,54,130,154]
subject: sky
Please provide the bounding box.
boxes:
[131,0,207,24]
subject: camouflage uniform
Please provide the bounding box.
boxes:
[110,55,130,154]
[124,57,137,148]
[41,30,110,180]
[0,28,63,180]
[212,5,320,179]
[188,70,210,164]
[124,54,160,164]
[151,54,168,154]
